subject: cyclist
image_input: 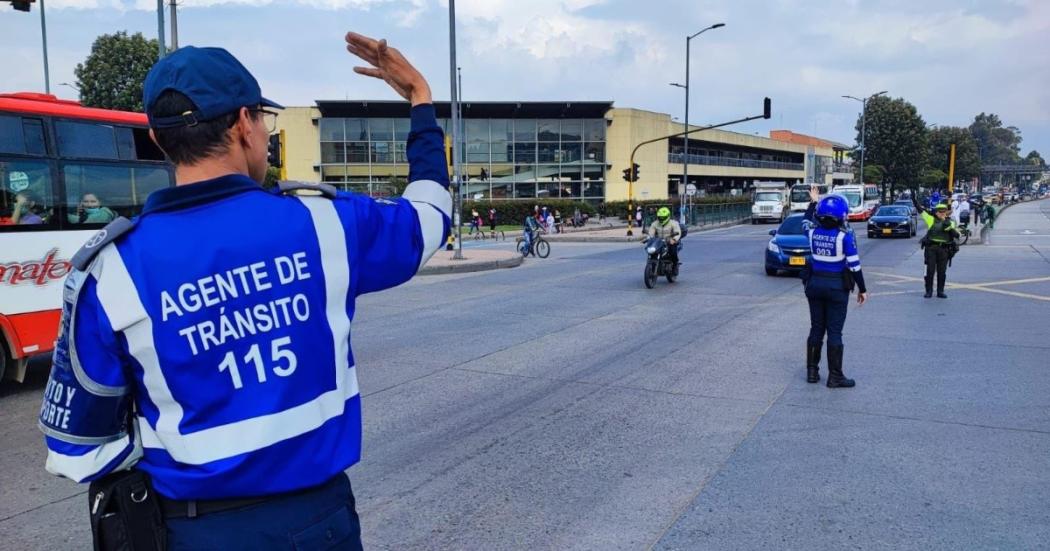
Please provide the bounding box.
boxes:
[522,212,541,255]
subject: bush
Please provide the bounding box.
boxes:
[460,199,596,226]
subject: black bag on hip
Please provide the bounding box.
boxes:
[88,469,167,551]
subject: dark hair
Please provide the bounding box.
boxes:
[149,90,251,165]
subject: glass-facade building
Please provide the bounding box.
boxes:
[315,101,612,202]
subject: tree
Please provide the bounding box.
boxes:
[74,32,159,112]
[1024,150,1045,167]
[855,95,928,199]
[927,126,980,182]
[862,164,885,186]
[968,113,1022,165]
[262,167,281,189]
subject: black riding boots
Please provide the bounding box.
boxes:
[806,343,821,383]
[825,344,855,388]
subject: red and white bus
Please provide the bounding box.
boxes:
[0,92,174,383]
[831,183,881,221]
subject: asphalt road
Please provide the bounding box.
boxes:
[2,200,1048,550]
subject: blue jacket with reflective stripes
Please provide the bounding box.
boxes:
[39,104,451,500]
[803,202,866,293]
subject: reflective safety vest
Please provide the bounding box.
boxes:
[40,105,452,500]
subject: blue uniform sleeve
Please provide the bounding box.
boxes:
[337,104,451,295]
[39,269,142,482]
[842,231,867,293]
[803,201,816,222]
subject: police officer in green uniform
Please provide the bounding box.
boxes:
[914,199,960,298]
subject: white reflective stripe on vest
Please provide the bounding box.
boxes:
[810,230,846,262]
[118,197,358,465]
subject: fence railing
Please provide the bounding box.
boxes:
[668,153,804,171]
[639,202,752,228]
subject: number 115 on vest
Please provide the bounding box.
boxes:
[218,336,297,389]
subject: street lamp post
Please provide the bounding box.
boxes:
[448,0,464,259]
[842,90,887,188]
[680,23,725,222]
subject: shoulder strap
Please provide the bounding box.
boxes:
[276,180,337,199]
[71,217,136,271]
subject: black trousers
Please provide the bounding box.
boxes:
[924,245,950,293]
[805,275,849,347]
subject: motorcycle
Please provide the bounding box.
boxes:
[643,236,680,288]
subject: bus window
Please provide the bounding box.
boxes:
[0,115,47,156]
[62,162,171,224]
[56,120,120,159]
[0,158,55,228]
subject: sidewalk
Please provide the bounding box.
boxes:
[419,248,523,275]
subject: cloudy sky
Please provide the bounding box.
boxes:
[3,0,1049,156]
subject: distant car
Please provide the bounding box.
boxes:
[969,193,985,210]
[765,214,811,276]
[867,205,916,238]
[893,199,918,216]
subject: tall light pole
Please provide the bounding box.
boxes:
[157,0,166,59]
[670,82,687,223]
[682,23,725,211]
[842,90,887,187]
[39,0,50,93]
[448,0,464,259]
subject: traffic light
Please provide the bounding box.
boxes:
[622,163,641,182]
[267,132,283,169]
[763,97,772,120]
[11,1,34,12]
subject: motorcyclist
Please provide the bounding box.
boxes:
[646,206,683,264]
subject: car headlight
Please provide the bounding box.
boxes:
[767,240,780,253]
[647,246,658,254]
[751,205,760,212]
[772,204,783,211]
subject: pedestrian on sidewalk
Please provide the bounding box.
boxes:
[488,207,497,231]
[801,185,867,388]
[469,208,481,234]
[634,206,643,231]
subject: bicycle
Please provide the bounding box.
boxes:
[517,229,551,258]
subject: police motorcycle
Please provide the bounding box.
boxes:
[643,236,679,288]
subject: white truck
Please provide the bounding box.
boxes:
[751,181,790,224]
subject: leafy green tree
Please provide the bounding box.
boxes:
[968,113,1022,165]
[855,95,928,199]
[262,167,281,189]
[862,164,885,186]
[927,126,980,182]
[1025,150,1045,167]
[74,31,158,112]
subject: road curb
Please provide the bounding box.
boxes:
[418,253,524,275]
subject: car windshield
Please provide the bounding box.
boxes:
[791,189,810,202]
[876,206,908,217]
[755,192,781,202]
[777,216,806,235]
[842,192,862,207]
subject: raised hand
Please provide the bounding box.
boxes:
[345,32,432,106]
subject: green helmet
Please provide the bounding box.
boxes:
[934,203,949,212]
[657,206,671,224]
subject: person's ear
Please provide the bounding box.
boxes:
[234,107,256,148]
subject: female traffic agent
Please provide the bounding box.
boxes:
[802,185,868,388]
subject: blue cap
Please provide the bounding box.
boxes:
[143,46,282,129]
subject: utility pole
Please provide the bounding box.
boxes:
[170,0,179,50]
[157,0,167,58]
[40,0,50,93]
[448,0,464,259]
[843,91,886,192]
[682,23,725,226]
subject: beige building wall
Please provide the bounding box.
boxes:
[606,108,814,201]
[275,107,321,182]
